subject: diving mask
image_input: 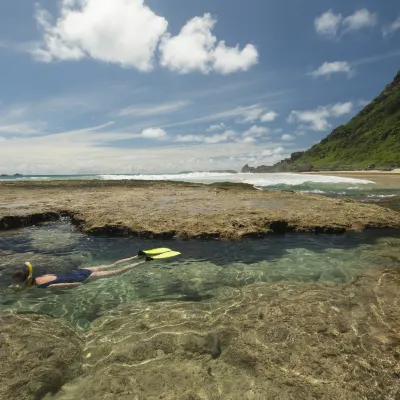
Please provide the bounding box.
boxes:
[11,262,34,290]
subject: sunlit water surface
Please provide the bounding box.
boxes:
[1,219,399,330]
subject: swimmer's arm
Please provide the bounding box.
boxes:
[47,283,84,288]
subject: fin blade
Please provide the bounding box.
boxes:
[138,248,172,256]
[148,251,181,260]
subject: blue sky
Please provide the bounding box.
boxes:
[0,0,399,174]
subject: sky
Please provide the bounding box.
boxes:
[0,0,399,174]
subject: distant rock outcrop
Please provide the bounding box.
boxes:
[241,152,311,173]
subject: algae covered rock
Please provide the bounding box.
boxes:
[0,313,83,400]
[50,268,400,400]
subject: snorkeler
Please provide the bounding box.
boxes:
[10,248,180,290]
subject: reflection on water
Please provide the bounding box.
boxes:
[1,220,399,329]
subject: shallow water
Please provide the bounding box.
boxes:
[1,219,399,330]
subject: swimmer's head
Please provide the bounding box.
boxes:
[11,262,34,289]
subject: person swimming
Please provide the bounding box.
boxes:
[10,248,180,290]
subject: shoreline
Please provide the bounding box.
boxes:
[300,171,400,188]
[1,180,400,239]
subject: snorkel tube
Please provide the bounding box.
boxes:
[11,262,34,290]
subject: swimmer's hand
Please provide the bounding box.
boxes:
[47,283,84,288]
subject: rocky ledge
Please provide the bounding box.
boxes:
[2,266,400,399]
[0,180,399,239]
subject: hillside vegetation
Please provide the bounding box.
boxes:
[243,70,400,172]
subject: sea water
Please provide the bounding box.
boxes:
[2,172,399,200]
[1,219,399,330]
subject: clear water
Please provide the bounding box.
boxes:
[1,219,399,330]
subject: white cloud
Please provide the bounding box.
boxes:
[343,9,377,32]
[159,13,258,74]
[140,127,167,139]
[0,128,290,174]
[237,106,264,123]
[32,3,258,74]
[329,102,353,116]
[281,134,294,141]
[118,100,190,117]
[164,104,278,128]
[288,102,353,131]
[176,125,269,145]
[242,125,268,138]
[383,16,400,36]
[315,8,377,39]
[174,134,203,143]
[32,0,168,70]
[262,147,284,157]
[206,123,225,132]
[204,130,237,144]
[314,10,342,38]
[0,124,41,135]
[310,61,352,78]
[212,41,259,75]
[260,111,278,122]
[175,129,237,144]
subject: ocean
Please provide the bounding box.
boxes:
[2,171,399,203]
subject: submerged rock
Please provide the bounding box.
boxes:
[47,267,400,400]
[0,313,83,400]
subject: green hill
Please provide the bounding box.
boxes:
[269,70,400,171]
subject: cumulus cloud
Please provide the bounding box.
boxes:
[32,0,168,70]
[237,106,264,123]
[240,125,269,144]
[159,14,258,74]
[261,147,284,157]
[260,111,278,122]
[175,129,237,144]
[212,41,259,75]
[206,123,226,132]
[315,8,377,39]
[310,61,352,78]
[314,10,342,38]
[174,125,269,145]
[281,134,294,141]
[236,106,278,124]
[31,3,258,75]
[0,133,289,174]
[242,125,268,138]
[383,16,400,36]
[343,9,377,32]
[140,127,167,139]
[288,102,353,131]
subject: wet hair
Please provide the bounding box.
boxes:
[12,269,30,285]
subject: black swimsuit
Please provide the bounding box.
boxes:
[37,269,92,288]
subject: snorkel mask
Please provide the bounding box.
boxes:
[11,262,34,290]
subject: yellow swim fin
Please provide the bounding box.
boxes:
[146,251,181,261]
[138,248,172,257]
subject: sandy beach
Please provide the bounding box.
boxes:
[304,170,400,187]
[1,179,400,238]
